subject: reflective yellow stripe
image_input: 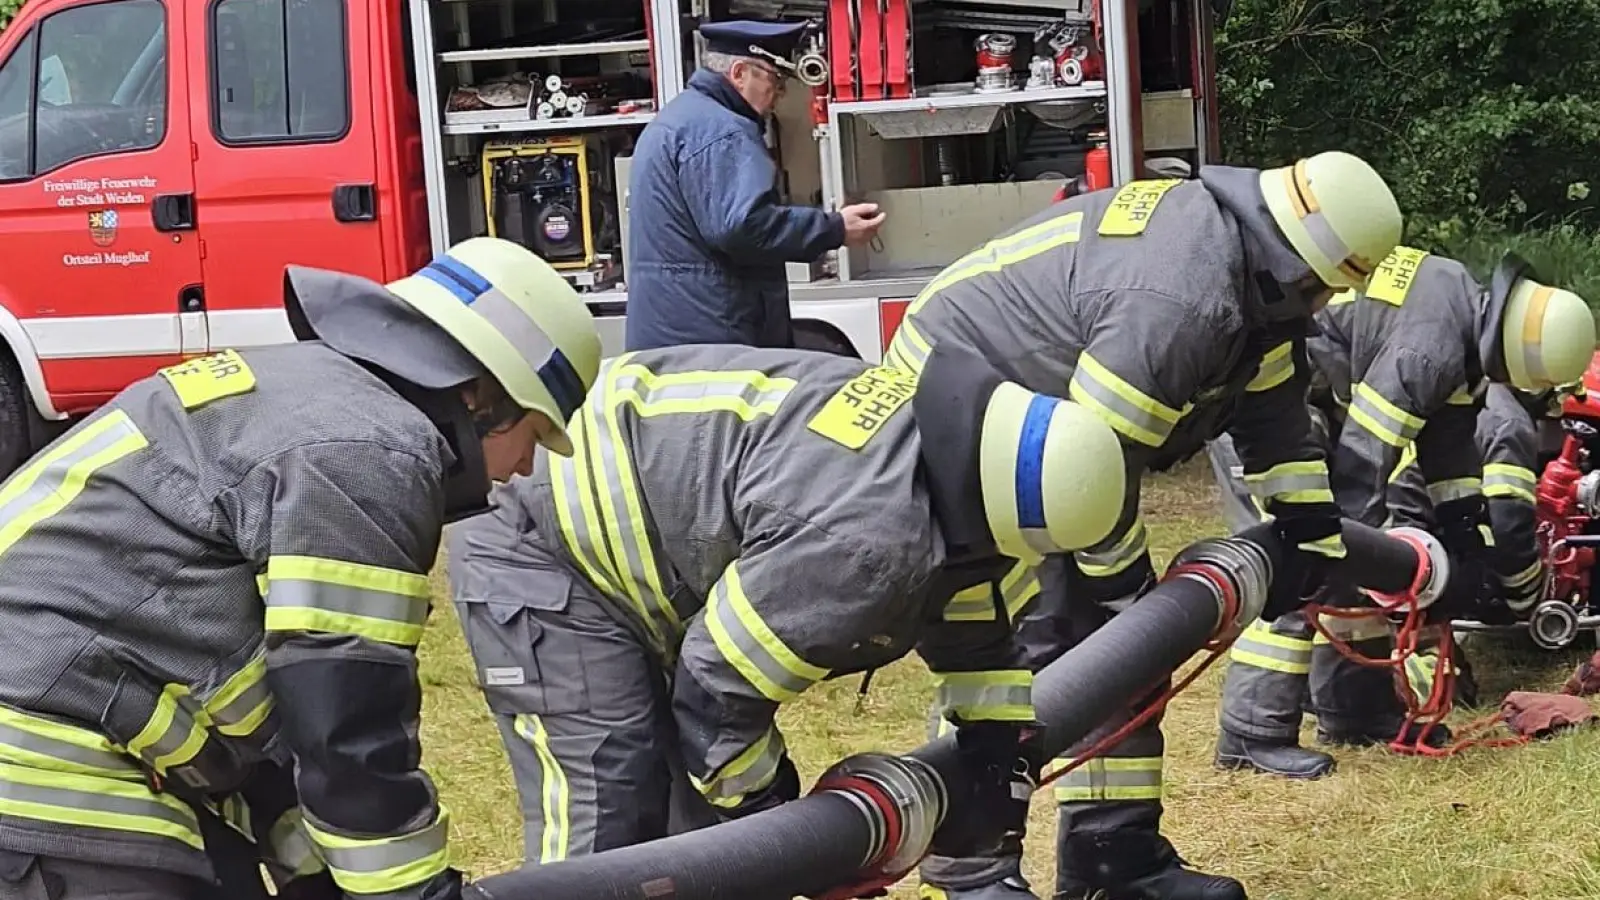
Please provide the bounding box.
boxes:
[1069,354,1181,447]
[691,724,787,808]
[941,562,1040,622]
[1484,463,1537,504]
[1048,756,1162,802]
[304,806,451,895]
[1387,443,1418,483]
[204,651,275,738]
[934,670,1034,722]
[0,761,202,849]
[1348,383,1423,448]
[1503,557,1543,590]
[268,806,326,878]
[1243,459,1333,505]
[0,410,148,559]
[0,706,140,778]
[1426,477,1482,506]
[513,714,570,864]
[264,556,432,647]
[125,684,210,775]
[611,363,794,420]
[1313,613,1391,642]
[705,562,829,702]
[906,210,1085,318]
[1229,620,1313,675]
[1300,533,1347,559]
[1246,342,1295,393]
[884,316,935,376]
[1076,518,1148,578]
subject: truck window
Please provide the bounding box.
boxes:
[211,0,349,144]
[32,0,166,174]
[0,30,35,181]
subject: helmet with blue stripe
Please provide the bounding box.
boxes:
[979,382,1125,563]
[386,237,601,457]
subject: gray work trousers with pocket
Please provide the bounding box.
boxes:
[447,511,720,866]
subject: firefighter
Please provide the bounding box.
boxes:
[0,237,602,900]
[1213,249,1594,779]
[446,342,1127,880]
[885,151,1404,900]
[624,19,885,351]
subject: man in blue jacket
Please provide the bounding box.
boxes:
[624,19,886,351]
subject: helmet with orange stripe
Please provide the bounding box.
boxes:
[1258,151,1402,292]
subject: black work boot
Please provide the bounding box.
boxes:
[1056,830,1247,900]
[1213,730,1336,779]
[919,875,1041,899]
[1317,718,1452,749]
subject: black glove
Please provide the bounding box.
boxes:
[1261,511,1343,620]
[717,755,801,820]
[1433,497,1493,618]
[928,720,1043,860]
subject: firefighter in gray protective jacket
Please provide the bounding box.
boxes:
[1213,249,1594,779]
[886,151,1403,900]
[447,342,1127,886]
[0,237,601,900]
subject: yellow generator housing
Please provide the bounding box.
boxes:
[481,135,605,272]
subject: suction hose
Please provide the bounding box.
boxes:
[468,519,1446,900]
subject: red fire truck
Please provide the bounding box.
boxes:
[0,0,1222,475]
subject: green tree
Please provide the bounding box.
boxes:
[0,0,21,33]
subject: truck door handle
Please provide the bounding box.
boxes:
[152,193,196,232]
[332,183,377,223]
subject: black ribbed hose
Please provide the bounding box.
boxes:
[469,519,1430,900]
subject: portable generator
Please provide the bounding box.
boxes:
[482,136,609,272]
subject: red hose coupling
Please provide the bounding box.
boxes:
[809,753,945,898]
[1364,526,1450,611]
[1162,536,1273,645]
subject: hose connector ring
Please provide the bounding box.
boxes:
[1165,536,1274,640]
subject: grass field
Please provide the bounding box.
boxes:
[416,462,1600,900]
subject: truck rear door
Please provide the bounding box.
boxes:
[0,0,205,412]
[189,0,384,351]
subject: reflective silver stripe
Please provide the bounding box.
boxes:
[1349,383,1423,446]
[0,411,146,527]
[1229,622,1313,674]
[1068,360,1178,448]
[208,678,274,737]
[1503,558,1543,590]
[1243,463,1332,502]
[942,565,1040,622]
[918,210,1084,300]
[1247,343,1294,392]
[1076,519,1148,578]
[1483,464,1537,500]
[705,564,828,702]
[886,318,932,372]
[1300,211,1354,272]
[697,728,787,804]
[610,367,793,417]
[315,814,449,878]
[0,720,139,775]
[1314,614,1390,642]
[269,808,325,877]
[470,288,562,381]
[0,774,197,831]
[935,673,1032,720]
[1425,477,1481,505]
[265,580,430,626]
[1048,757,1163,800]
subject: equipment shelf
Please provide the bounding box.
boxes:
[439,39,652,63]
[442,110,657,136]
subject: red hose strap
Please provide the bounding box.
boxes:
[1161,561,1240,651]
[812,772,905,874]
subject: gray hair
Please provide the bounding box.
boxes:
[701,50,743,74]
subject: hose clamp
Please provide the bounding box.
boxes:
[811,752,946,881]
[1165,536,1273,640]
[1378,526,1450,610]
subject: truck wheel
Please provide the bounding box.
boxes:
[0,354,35,481]
[793,325,858,358]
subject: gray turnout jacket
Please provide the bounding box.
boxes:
[496,344,1034,811]
[885,168,1337,604]
[0,341,454,894]
[1310,250,1492,527]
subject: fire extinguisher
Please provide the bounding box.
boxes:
[1084,129,1111,192]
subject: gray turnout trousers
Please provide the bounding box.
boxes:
[447,511,720,865]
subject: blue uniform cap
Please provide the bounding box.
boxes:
[698,19,809,63]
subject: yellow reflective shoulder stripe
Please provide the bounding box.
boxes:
[705,562,829,702]
[263,555,432,647]
[551,410,648,640]
[0,760,202,849]
[304,806,451,895]
[1068,354,1181,447]
[1246,342,1295,393]
[1075,518,1148,579]
[512,714,570,864]
[907,210,1085,318]
[884,316,933,375]
[690,724,787,808]
[610,363,795,421]
[0,410,148,559]
[940,562,1040,623]
[1348,383,1424,447]
[934,670,1034,722]
[1048,756,1162,802]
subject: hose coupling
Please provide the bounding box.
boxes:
[796,51,830,87]
[1378,526,1451,611]
[811,752,946,882]
[1165,536,1274,640]
[1528,599,1581,650]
